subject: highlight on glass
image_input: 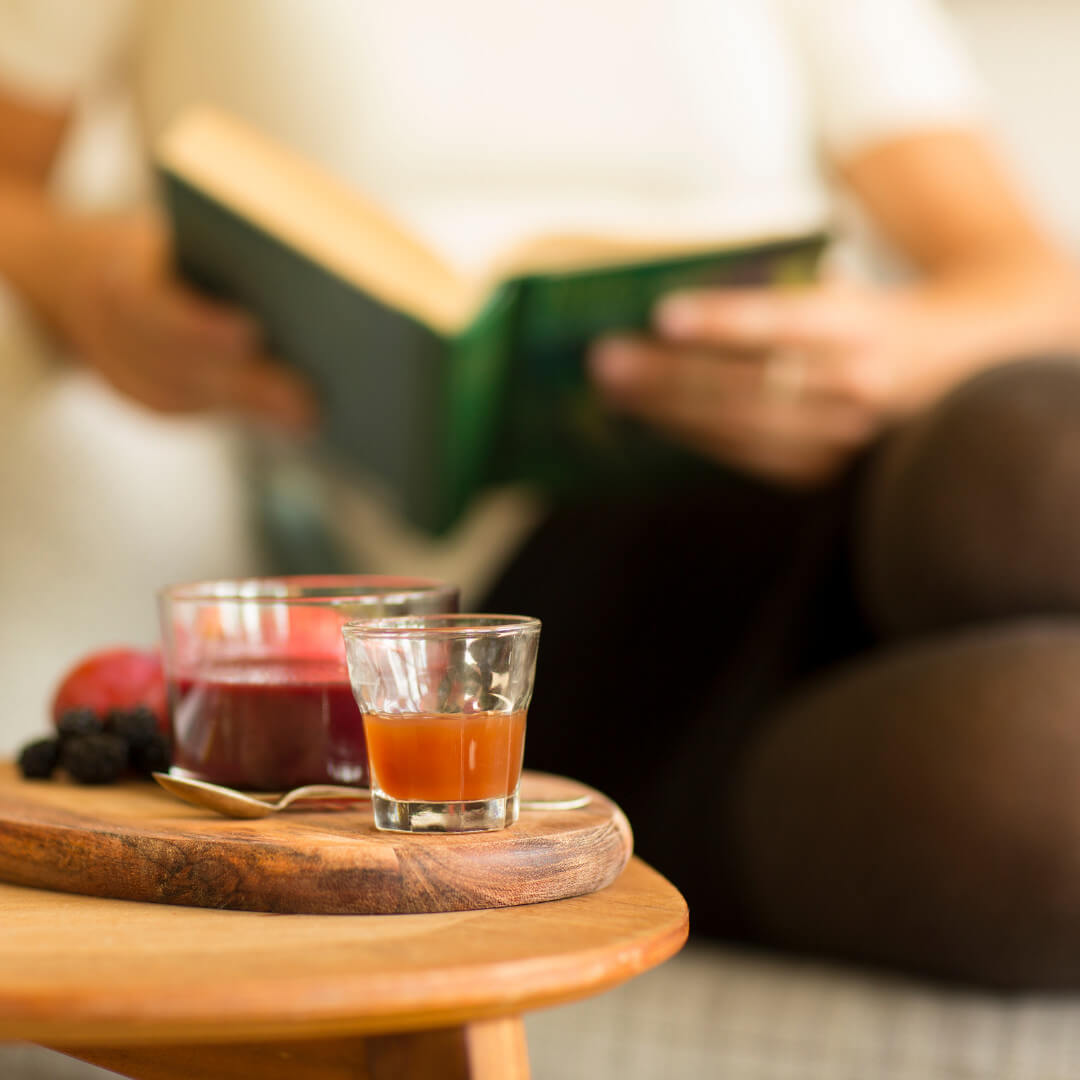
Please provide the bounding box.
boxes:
[342,614,541,832]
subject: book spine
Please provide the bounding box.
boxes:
[161,170,452,536]
[441,281,522,524]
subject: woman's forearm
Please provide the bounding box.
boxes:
[0,177,156,354]
[841,129,1080,407]
[0,176,77,337]
[0,92,77,335]
[894,249,1080,408]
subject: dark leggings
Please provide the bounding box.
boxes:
[482,357,1080,991]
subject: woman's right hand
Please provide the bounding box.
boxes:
[44,212,317,431]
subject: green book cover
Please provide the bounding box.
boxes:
[485,236,823,495]
[157,109,825,535]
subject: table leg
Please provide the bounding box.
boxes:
[462,1017,531,1079]
[51,1017,531,1080]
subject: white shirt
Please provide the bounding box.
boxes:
[3,0,981,265]
[0,0,982,744]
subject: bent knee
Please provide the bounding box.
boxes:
[730,618,1080,988]
[858,357,1080,635]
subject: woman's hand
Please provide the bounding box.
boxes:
[589,130,1080,488]
[44,212,316,430]
[588,280,914,486]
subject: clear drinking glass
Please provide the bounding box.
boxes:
[342,614,541,832]
[158,576,459,790]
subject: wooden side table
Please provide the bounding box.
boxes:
[0,857,687,1079]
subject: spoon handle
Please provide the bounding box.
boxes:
[279,787,589,812]
[521,795,591,811]
[286,785,371,798]
[277,785,371,806]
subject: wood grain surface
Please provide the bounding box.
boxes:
[60,1019,531,1080]
[0,857,688,1046]
[0,763,631,914]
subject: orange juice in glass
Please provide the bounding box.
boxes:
[342,615,540,832]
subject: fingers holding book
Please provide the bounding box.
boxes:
[50,212,318,432]
[587,282,902,488]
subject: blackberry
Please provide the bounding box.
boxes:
[17,737,60,779]
[61,733,128,785]
[106,706,158,748]
[56,707,104,742]
[129,732,172,777]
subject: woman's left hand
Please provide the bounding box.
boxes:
[588,280,918,487]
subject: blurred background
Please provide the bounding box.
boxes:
[4,2,1080,1078]
[3,0,1080,756]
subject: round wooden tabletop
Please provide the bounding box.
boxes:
[0,765,633,915]
[0,857,688,1047]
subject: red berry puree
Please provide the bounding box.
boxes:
[168,658,367,790]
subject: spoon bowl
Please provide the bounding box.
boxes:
[152,772,591,819]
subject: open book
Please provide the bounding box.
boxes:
[156,107,827,534]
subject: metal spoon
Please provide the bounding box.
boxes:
[153,772,372,819]
[152,772,590,819]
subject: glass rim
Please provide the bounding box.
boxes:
[159,574,458,606]
[342,613,541,638]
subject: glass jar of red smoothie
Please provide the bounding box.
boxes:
[158,576,459,790]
